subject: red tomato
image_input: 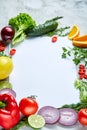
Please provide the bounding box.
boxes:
[79,64,85,69]
[84,74,87,79]
[78,109,87,126]
[0,40,6,51]
[10,49,16,56]
[19,97,39,116]
[52,36,57,43]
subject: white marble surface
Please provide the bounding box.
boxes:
[0,0,87,34]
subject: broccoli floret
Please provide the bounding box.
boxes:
[9,13,36,46]
[74,79,87,103]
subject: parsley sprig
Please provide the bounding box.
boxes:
[62,46,87,66]
[48,26,70,36]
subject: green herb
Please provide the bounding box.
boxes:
[48,26,70,36]
[9,13,36,46]
[58,102,87,112]
[0,52,5,56]
[74,79,87,103]
[0,51,11,58]
[62,46,87,66]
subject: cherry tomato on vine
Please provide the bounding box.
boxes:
[19,97,39,116]
[78,109,87,126]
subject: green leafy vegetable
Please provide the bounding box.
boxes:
[74,79,87,103]
[9,13,36,46]
[62,46,87,66]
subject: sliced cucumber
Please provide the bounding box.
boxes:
[28,114,45,129]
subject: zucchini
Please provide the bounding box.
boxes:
[26,16,63,37]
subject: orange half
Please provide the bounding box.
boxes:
[72,34,87,48]
[68,25,80,40]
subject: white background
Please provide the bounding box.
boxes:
[10,36,86,130]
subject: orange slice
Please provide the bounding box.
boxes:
[72,34,87,48]
[68,25,80,40]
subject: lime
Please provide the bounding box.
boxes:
[28,114,45,129]
[0,81,12,90]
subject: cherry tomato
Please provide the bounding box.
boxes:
[78,109,87,126]
[52,36,57,43]
[84,74,87,79]
[1,26,15,43]
[79,64,85,69]
[0,40,6,51]
[10,48,16,56]
[19,97,39,116]
[78,69,86,75]
[79,75,84,80]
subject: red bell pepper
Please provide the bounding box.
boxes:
[0,93,20,129]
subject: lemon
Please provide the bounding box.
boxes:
[0,56,13,80]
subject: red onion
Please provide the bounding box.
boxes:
[0,88,16,98]
[58,108,78,126]
[38,106,60,124]
[1,26,15,43]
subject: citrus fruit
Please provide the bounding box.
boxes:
[68,25,80,40]
[72,34,87,48]
[0,81,12,90]
[0,56,13,80]
[28,114,45,129]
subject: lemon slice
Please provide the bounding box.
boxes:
[28,114,45,129]
[68,25,80,40]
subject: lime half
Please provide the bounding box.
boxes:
[28,114,45,129]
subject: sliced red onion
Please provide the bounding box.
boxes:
[58,108,78,126]
[0,88,16,98]
[38,106,60,124]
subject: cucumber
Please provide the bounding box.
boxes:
[26,16,63,37]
